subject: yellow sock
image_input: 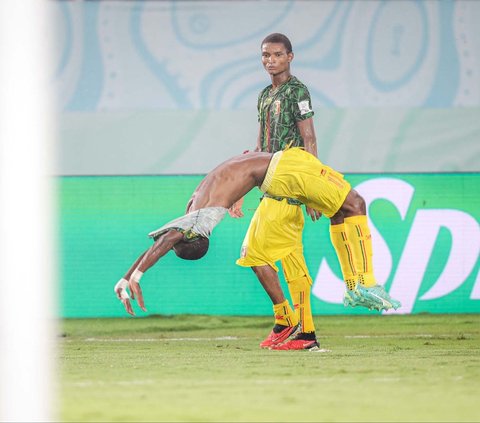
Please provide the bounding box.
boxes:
[329,223,357,290]
[272,300,298,327]
[287,276,315,333]
[344,215,376,287]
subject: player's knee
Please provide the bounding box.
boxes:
[330,209,344,225]
[341,189,366,217]
[350,190,366,215]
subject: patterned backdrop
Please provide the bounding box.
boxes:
[52,0,480,174]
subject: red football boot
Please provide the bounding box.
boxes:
[270,333,320,351]
[259,323,300,349]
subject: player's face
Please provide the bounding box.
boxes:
[261,42,293,77]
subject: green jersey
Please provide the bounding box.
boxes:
[257,76,314,153]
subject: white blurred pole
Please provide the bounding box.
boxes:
[0,1,57,422]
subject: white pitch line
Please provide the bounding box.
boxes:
[310,348,332,353]
[344,334,473,339]
[68,380,155,387]
[81,336,240,342]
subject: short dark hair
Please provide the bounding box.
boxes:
[261,33,292,53]
[173,237,209,260]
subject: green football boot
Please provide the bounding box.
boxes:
[343,283,367,308]
[344,283,401,311]
[362,285,402,311]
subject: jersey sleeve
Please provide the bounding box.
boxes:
[292,85,314,122]
[257,92,262,122]
[257,87,268,122]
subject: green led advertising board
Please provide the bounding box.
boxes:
[59,174,479,317]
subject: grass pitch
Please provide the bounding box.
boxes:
[59,314,480,422]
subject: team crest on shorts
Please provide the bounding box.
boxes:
[240,245,248,258]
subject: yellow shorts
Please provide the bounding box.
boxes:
[236,197,304,272]
[260,148,351,218]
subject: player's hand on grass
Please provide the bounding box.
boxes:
[122,297,135,316]
[228,197,244,218]
[306,206,322,221]
[114,278,135,315]
[128,279,146,313]
[114,278,146,316]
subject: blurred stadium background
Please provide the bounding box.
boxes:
[54,0,479,318]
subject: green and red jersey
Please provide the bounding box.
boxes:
[257,76,314,153]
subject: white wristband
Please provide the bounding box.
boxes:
[131,269,144,283]
[114,278,130,300]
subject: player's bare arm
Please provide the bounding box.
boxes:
[298,117,317,157]
[228,148,258,218]
[254,125,262,152]
[116,230,185,314]
[137,230,185,274]
[297,117,322,221]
